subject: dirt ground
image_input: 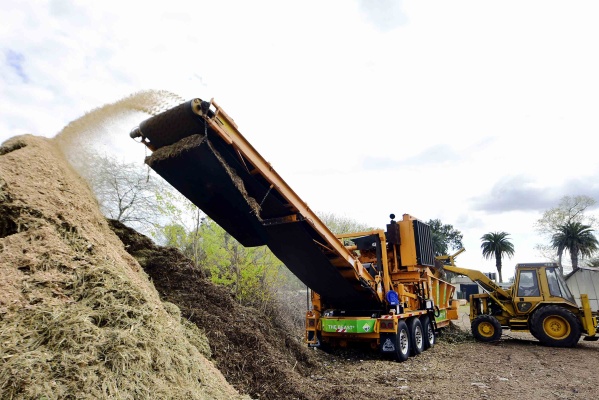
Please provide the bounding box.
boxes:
[303,309,599,400]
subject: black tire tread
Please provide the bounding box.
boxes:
[471,314,502,343]
[529,305,581,347]
[395,320,410,362]
[420,315,435,349]
[407,317,424,356]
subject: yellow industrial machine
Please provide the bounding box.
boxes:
[130,98,458,362]
[306,213,458,362]
[437,250,598,347]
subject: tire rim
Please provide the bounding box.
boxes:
[427,323,435,345]
[543,315,571,340]
[477,321,495,338]
[399,329,409,354]
[414,325,423,349]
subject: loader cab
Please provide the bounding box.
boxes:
[513,263,576,314]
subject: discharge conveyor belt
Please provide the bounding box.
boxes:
[132,99,381,309]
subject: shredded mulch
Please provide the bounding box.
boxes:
[109,219,324,400]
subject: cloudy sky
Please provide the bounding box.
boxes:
[2,0,599,279]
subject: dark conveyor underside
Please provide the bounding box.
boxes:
[142,101,380,309]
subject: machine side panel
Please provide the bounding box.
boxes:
[265,221,380,309]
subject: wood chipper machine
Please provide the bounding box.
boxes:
[130,97,459,361]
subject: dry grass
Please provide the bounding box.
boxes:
[0,261,219,399]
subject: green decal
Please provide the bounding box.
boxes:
[321,318,375,333]
[435,309,447,322]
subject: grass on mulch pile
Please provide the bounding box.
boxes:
[109,219,323,400]
[0,135,246,400]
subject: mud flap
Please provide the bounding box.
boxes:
[379,333,397,354]
[306,331,321,347]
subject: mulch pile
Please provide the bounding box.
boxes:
[0,135,247,400]
[109,219,325,400]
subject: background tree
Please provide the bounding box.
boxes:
[317,212,372,234]
[551,221,599,274]
[427,219,464,256]
[534,195,599,266]
[83,153,168,234]
[535,195,598,233]
[586,258,599,268]
[480,231,515,282]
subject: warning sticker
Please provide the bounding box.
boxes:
[382,338,395,352]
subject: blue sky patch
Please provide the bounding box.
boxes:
[5,49,28,82]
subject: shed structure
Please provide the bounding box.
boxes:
[565,266,599,311]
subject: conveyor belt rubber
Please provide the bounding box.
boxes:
[140,100,381,309]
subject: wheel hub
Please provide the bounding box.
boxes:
[415,326,423,348]
[478,322,494,338]
[544,316,570,339]
[399,330,409,354]
[427,323,434,344]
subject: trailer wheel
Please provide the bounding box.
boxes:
[471,315,502,342]
[529,305,581,347]
[420,315,435,349]
[395,320,411,362]
[407,317,424,356]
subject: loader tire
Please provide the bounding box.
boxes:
[420,315,435,349]
[407,317,424,356]
[471,315,502,343]
[529,305,581,347]
[394,320,411,362]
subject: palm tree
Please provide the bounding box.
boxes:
[480,232,515,282]
[551,221,599,274]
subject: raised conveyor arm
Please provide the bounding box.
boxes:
[131,98,382,309]
[435,249,512,301]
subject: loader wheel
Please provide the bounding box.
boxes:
[471,315,502,343]
[394,320,411,362]
[407,317,424,356]
[530,306,581,347]
[420,315,435,349]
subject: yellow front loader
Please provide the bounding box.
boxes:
[437,250,598,347]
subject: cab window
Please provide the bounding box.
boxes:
[517,270,540,297]
[545,267,576,303]
[545,267,561,297]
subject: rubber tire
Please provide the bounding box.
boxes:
[420,315,436,349]
[471,315,502,343]
[407,317,424,356]
[529,305,581,347]
[394,320,411,362]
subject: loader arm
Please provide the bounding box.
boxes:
[441,264,512,301]
[435,249,515,318]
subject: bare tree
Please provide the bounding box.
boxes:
[534,195,599,271]
[83,153,168,233]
